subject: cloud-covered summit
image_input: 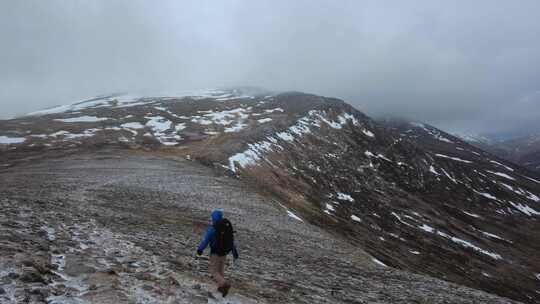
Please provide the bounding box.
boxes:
[1,0,540,136]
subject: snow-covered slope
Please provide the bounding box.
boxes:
[1,90,540,303]
[0,89,277,149]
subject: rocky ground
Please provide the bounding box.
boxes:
[0,149,522,303]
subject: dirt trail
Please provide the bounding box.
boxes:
[0,149,521,303]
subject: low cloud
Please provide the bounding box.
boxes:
[1,0,540,136]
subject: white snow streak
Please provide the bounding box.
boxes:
[286,210,303,222]
[258,118,273,123]
[54,116,108,123]
[523,175,540,184]
[350,215,362,222]
[121,122,145,129]
[509,202,540,216]
[0,136,26,144]
[372,258,388,267]
[362,129,375,137]
[490,160,514,171]
[486,170,516,181]
[419,224,502,259]
[337,192,355,202]
[473,190,498,200]
[435,154,473,164]
[463,211,480,218]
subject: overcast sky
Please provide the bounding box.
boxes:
[1,1,540,136]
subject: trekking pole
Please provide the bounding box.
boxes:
[194,253,200,273]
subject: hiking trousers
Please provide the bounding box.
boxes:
[209,254,227,287]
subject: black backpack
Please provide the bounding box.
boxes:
[213,218,234,256]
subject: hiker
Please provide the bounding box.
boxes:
[196,210,239,297]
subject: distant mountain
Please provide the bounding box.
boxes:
[1,90,540,303]
[459,133,540,172]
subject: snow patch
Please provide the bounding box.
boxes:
[372,258,387,267]
[30,134,48,139]
[351,215,362,222]
[419,224,435,233]
[337,192,355,202]
[145,116,172,133]
[527,192,540,202]
[377,154,392,162]
[121,122,145,129]
[257,118,273,123]
[276,132,295,141]
[490,160,514,171]
[509,202,540,216]
[411,122,454,143]
[523,175,540,184]
[224,121,248,133]
[392,212,415,227]
[286,210,303,222]
[49,129,100,140]
[500,183,540,202]
[313,112,358,129]
[0,136,26,144]
[463,211,480,218]
[481,231,507,241]
[435,154,473,164]
[144,116,181,145]
[473,190,498,201]
[175,123,186,132]
[228,150,259,172]
[325,203,336,213]
[439,232,502,259]
[202,108,250,125]
[337,113,359,126]
[264,108,284,113]
[54,116,108,123]
[364,151,391,162]
[486,170,516,181]
[191,116,213,125]
[362,129,375,138]
[440,168,457,184]
[429,165,440,175]
[419,224,502,259]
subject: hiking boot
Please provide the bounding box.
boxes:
[218,283,231,297]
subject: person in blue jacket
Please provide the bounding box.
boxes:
[197,210,239,297]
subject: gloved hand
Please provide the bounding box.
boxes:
[196,249,203,256]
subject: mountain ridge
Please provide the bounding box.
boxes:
[459,132,540,172]
[1,90,540,303]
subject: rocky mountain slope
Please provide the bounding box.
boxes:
[1,150,520,304]
[461,133,540,173]
[1,89,539,303]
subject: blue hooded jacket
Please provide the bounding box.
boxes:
[197,210,239,259]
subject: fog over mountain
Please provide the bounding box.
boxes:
[1,0,540,135]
